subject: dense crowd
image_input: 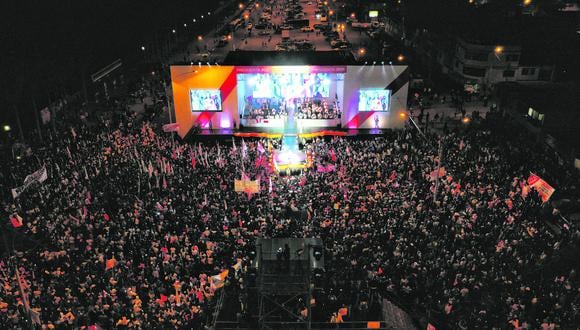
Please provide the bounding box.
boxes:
[244,97,339,120]
[1,111,579,329]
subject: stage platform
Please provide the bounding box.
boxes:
[191,128,388,137]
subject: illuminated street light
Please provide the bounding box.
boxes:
[3,124,11,132]
[494,45,504,55]
[141,46,146,51]
[244,14,250,20]
[399,112,407,119]
[183,23,187,28]
[462,117,471,124]
[239,3,244,9]
[208,11,211,15]
[358,48,366,55]
[324,1,328,5]
[172,29,176,33]
[350,13,356,18]
[197,35,203,41]
[255,3,259,8]
[227,35,233,40]
[201,15,204,19]
[523,0,532,5]
[397,54,405,62]
[193,18,197,22]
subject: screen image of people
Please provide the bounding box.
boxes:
[189,89,222,111]
[358,89,391,111]
[245,73,331,99]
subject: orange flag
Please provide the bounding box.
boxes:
[105,258,117,270]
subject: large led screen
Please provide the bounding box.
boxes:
[358,89,391,111]
[189,89,222,111]
[241,73,333,99]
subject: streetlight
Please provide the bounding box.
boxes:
[141,46,146,51]
[172,29,176,34]
[193,18,197,23]
[462,117,471,124]
[197,35,203,41]
[358,48,366,56]
[183,23,187,28]
[523,0,532,5]
[397,54,405,62]
[239,3,244,9]
[399,112,407,119]
[201,15,204,19]
[3,125,11,132]
[494,45,504,55]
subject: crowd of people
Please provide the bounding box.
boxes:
[244,97,339,120]
[1,105,579,329]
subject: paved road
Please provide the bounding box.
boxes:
[177,0,373,63]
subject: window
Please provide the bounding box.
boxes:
[503,70,515,77]
[521,68,536,75]
[463,66,486,77]
[464,51,488,61]
[505,54,519,62]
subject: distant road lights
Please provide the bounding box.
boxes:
[523,0,532,5]
[227,35,233,40]
[172,29,176,34]
[239,3,244,9]
[244,14,250,20]
[469,0,474,4]
[255,3,259,8]
[494,45,504,55]
[462,117,471,124]
[193,18,197,23]
[381,61,385,65]
[208,11,211,15]
[399,112,407,119]
[183,23,187,28]
[197,35,204,41]
[324,1,328,5]
[329,10,334,16]
[3,125,11,132]
[201,15,204,19]
[358,48,366,56]
[141,46,146,51]
[350,13,356,18]
[397,54,405,62]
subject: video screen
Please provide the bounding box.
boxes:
[358,89,391,111]
[189,89,222,111]
[242,73,332,99]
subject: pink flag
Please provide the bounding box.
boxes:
[329,149,336,162]
[257,142,265,154]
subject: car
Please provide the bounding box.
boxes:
[275,44,288,51]
[313,23,330,30]
[258,30,270,36]
[281,25,292,30]
[307,1,313,5]
[301,26,315,32]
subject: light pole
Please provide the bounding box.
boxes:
[487,45,503,88]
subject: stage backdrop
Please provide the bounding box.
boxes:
[170,65,409,138]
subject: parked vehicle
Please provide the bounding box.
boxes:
[301,26,315,32]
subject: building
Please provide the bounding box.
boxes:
[412,31,556,87]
